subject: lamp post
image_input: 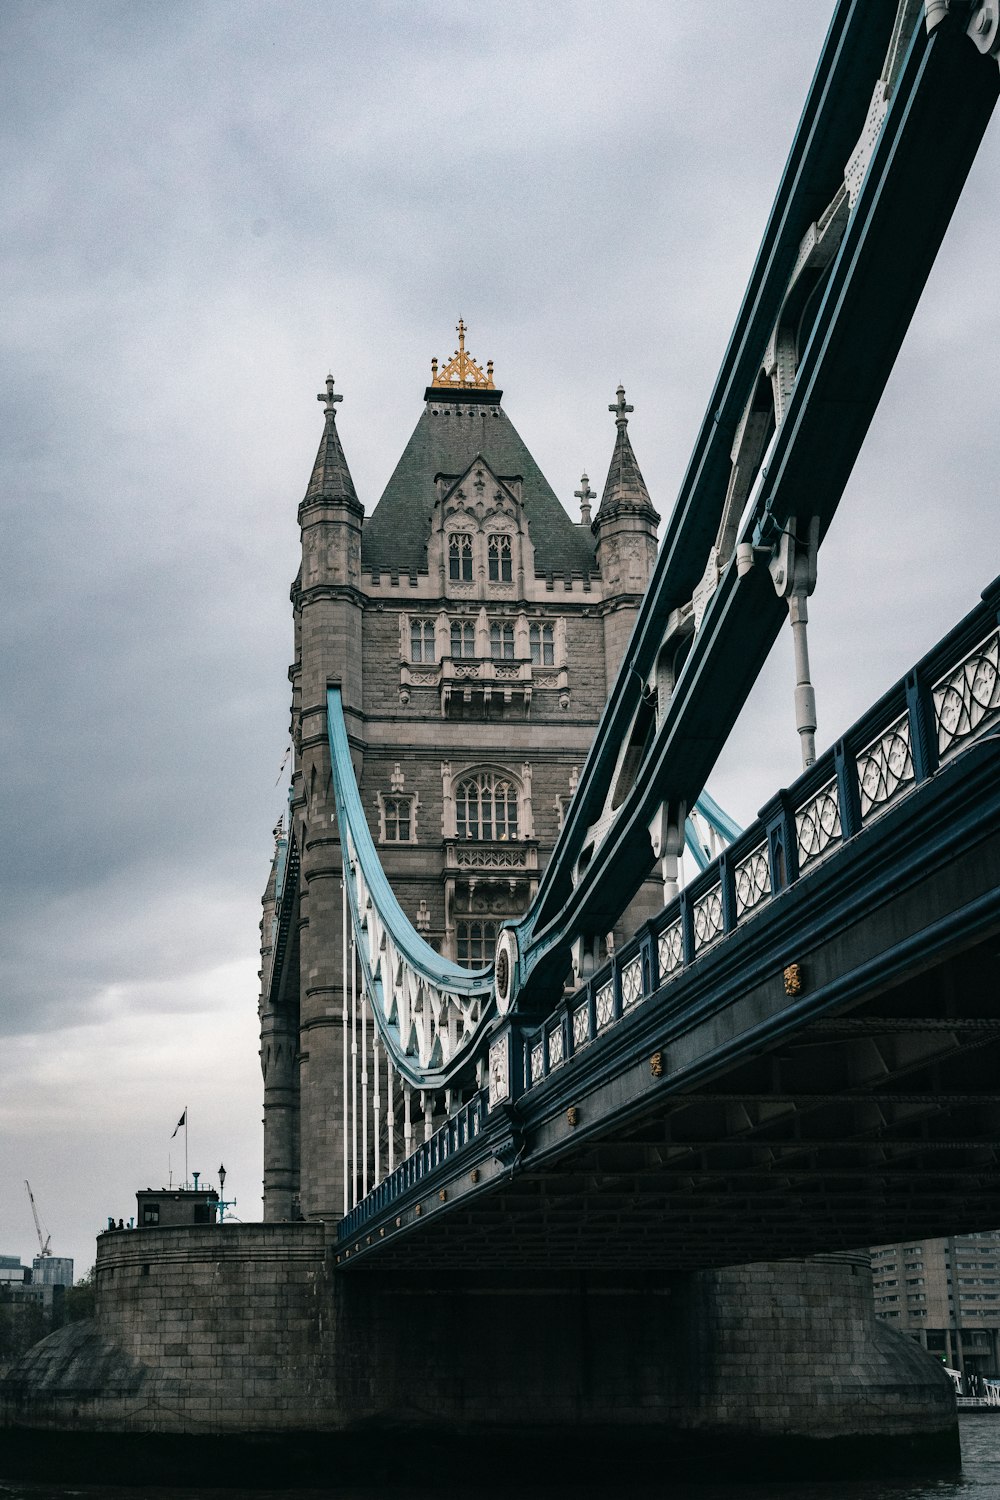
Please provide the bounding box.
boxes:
[216,1163,236,1224]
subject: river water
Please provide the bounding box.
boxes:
[1,1417,999,1499]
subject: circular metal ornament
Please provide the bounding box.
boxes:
[494,926,518,1016]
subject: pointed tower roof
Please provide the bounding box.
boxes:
[304,375,360,506]
[362,324,597,578]
[593,384,660,532]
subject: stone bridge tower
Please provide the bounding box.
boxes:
[260,326,659,1221]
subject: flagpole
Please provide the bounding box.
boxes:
[185,1105,189,1188]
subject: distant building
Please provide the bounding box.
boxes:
[31,1257,73,1288]
[872,1230,1000,1378]
[134,1188,218,1229]
[0,1257,27,1285]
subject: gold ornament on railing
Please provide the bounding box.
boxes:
[783,963,804,996]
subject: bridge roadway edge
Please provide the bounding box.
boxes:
[0,1221,959,1482]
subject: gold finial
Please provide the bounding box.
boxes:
[430,319,495,390]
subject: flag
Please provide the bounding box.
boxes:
[171,1110,186,1139]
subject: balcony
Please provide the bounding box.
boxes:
[444,839,539,877]
[400,654,570,717]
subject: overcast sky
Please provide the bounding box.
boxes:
[2,2,998,1278]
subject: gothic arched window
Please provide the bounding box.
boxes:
[410,618,436,662]
[382,796,412,842]
[489,622,515,660]
[488,533,512,582]
[456,918,503,968]
[450,620,475,658]
[449,533,473,582]
[455,770,519,841]
[530,623,554,665]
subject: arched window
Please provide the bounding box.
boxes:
[382,797,412,842]
[450,620,475,658]
[455,770,519,841]
[456,918,503,968]
[530,622,554,665]
[490,622,515,660]
[410,619,435,663]
[488,533,512,582]
[449,533,473,582]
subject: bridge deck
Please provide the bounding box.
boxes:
[338,721,1000,1271]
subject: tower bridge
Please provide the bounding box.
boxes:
[260,0,1000,1257]
[5,0,1000,1472]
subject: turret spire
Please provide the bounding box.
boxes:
[594,384,658,531]
[304,372,359,506]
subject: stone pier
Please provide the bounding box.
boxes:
[0,1224,958,1483]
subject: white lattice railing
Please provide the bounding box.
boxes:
[516,605,1000,1099]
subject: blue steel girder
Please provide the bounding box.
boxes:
[327,685,738,1089]
[509,0,1000,1012]
[328,686,495,1091]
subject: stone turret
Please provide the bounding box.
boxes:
[262,376,365,1222]
[592,385,660,680]
[296,376,365,1220]
[297,374,365,707]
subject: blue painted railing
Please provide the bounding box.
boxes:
[339,1091,489,1245]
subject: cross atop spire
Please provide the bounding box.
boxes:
[304,371,359,507]
[317,373,343,417]
[574,471,595,526]
[593,384,659,536]
[609,384,633,427]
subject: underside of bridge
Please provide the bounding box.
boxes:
[386,951,1000,1270]
[339,741,1000,1271]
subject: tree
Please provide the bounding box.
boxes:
[63,1265,96,1323]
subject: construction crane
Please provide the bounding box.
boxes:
[24,1179,51,1257]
